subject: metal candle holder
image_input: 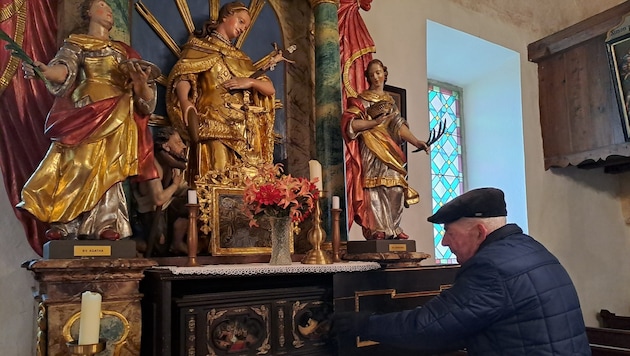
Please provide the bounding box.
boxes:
[302,199,332,264]
[186,203,200,266]
[66,339,106,355]
[331,208,342,262]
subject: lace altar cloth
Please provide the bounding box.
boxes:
[156,261,381,276]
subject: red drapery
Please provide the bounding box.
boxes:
[338,0,375,229]
[338,0,375,111]
[0,0,58,256]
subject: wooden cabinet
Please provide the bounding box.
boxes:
[140,268,336,356]
[528,2,630,172]
[139,264,459,356]
[333,266,460,355]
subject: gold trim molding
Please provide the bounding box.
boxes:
[36,303,46,356]
[0,0,25,23]
[0,0,25,95]
[353,286,452,347]
[342,46,376,98]
[309,0,339,9]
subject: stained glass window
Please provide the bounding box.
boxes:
[428,81,463,265]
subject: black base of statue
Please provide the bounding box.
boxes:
[347,239,416,254]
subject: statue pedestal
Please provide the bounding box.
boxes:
[42,239,137,259]
[344,241,431,268]
[347,240,416,254]
[343,251,432,268]
[24,258,157,356]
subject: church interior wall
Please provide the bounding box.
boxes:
[361,0,630,327]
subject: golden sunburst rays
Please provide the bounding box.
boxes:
[234,0,266,49]
[175,0,195,34]
[209,0,219,23]
[135,1,182,57]
[135,0,265,59]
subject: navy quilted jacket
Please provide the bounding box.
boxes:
[361,224,591,355]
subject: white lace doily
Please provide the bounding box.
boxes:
[155,261,381,276]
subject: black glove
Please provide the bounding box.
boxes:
[330,311,374,338]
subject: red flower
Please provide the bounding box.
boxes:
[243,163,320,227]
[256,184,283,206]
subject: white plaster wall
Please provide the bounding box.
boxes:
[361,0,630,326]
[0,171,38,356]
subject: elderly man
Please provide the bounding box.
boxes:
[335,187,591,355]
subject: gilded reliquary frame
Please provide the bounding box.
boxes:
[210,186,294,256]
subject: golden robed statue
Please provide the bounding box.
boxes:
[164,1,293,183]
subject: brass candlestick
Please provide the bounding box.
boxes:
[331,208,342,263]
[66,339,106,355]
[186,203,199,266]
[302,199,332,264]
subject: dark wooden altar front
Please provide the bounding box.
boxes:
[140,263,459,356]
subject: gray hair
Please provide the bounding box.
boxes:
[458,216,506,235]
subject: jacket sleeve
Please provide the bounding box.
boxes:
[361,259,507,352]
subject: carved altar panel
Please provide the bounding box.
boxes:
[173,287,333,355]
[25,258,157,356]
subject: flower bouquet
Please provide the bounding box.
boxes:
[243,163,320,227]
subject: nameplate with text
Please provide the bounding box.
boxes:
[43,240,137,259]
[74,245,112,257]
[388,244,408,252]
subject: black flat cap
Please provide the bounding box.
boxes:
[427,187,507,224]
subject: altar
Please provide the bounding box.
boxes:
[7,1,459,355]
[139,261,459,356]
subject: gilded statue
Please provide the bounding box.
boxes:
[342,59,429,240]
[167,1,289,182]
[18,0,160,240]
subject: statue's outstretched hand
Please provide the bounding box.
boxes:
[128,61,151,85]
[413,140,429,154]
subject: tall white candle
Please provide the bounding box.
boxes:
[332,196,340,209]
[309,160,323,191]
[187,189,197,204]
[78,291,102,345]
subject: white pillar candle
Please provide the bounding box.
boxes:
[332,196,340,209]
[187,189,197,204]
[309,160,323,191]
[78,291,102,345]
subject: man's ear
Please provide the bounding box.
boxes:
[162,143,170,152]
[476,223,489,241]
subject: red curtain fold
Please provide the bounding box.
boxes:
[338,0,376,111]
[0,0,58,256]
[338,0,375,230]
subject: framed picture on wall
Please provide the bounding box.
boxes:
[384,84,406,119]
[606,14,630,140]
[210,187,294,256]
[384,84,409,169]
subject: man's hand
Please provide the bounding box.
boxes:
[330,311,373,338]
